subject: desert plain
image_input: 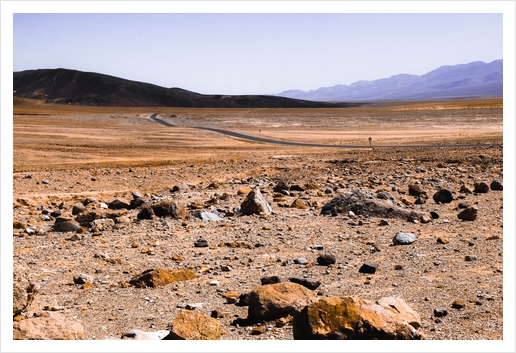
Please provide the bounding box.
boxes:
[9,97,507,343]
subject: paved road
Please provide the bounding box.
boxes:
[149,113,499,149]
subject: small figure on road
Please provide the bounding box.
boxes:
[368,136,372,147]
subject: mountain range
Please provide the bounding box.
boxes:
[13,69,359,108]
[277,60,502,101]
[13,60,502,108]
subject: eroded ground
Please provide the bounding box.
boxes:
[10,98,506,344]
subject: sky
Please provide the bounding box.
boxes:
[11,8,504,95]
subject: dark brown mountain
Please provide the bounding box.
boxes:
[13,68,360,108]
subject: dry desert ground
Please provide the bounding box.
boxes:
[9,97,507,344]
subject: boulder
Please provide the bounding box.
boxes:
[292,296,425,340]
[433,189,454,203]
[238,187,272,216]
[458,206,478,221]
[321,189,430,222]
[163,310,224,340]
[71,203,87,215]
[490,180,503,191]
[52,219,80,233]
[393,232,417,245]
[474,182,490,193]
[129,268,196,288]
[13,311,84,340]
[248,282,316,321]
[170,183,189,193]
[13,267,38,316]
[408,184,426,197]
[108,198,131,210]
[137,201,189,220]
[317,254,336,266]
[75,209,128,226]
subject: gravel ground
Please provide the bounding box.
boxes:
[11,145,506,346]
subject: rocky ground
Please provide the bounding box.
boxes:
[11,145,505,343]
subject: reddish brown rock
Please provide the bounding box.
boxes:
[13,311,84,340]
[163,310,224,340]
[474,182,490,193]
[129,268,196,288]
[293,296,425,340]
[458,206,478,221]
[248,282,316,321]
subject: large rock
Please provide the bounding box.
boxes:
[51,219,80,232]
[238,187,272,216]
[13,267,38,316]
[293,296,425,340]
[433,189,454,203]
[13,311,84,340]
[393,232,417,245]
[108,198,131,210]
[75,209,128,226]
[162,310,224,340]
[137,201,189,220]
[248,282,316,321]
[490,180,503,191]
[457,206,478,221]
[321,189,430,222]
[129,268,196,288]
[474,182,490,193]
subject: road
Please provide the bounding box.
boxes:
[149,113,499,149]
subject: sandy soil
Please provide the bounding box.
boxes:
[8,98,508,347]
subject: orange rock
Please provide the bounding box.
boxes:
[129,268,196,288]
[248,282,316,321]
[163,310,224,340]
[237,186,252,195]
[293,296,425,340]
[291,199,309,209]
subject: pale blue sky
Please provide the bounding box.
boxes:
[13,12,502,95]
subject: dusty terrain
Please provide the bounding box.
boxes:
[9,98,507,345]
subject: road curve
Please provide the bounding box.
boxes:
[149,113,499,149]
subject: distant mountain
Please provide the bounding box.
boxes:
[13,68,360,108]
[277,60,503,101]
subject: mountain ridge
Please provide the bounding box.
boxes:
[13,68,360,108]
[277,60,503,101]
